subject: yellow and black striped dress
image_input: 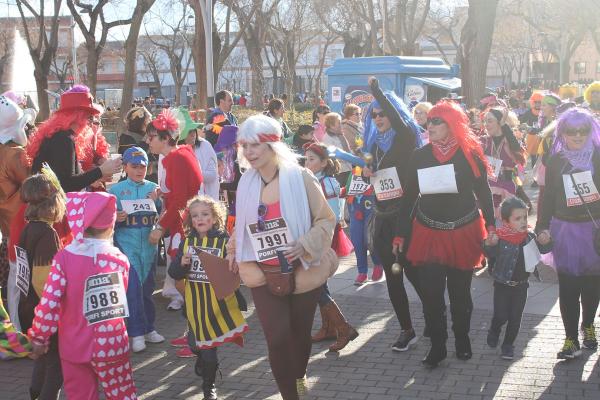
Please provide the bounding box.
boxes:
[182,235,248,349]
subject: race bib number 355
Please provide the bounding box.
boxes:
[563,171,600,207]
[246,217,291,262]
[372,167,403,201]
[83,272,129,325]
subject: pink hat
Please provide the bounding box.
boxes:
[66,192,116,241]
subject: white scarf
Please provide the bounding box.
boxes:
[235,163,312,267]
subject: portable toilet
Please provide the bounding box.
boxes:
[325,56,461,113]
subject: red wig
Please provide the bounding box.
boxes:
[428,100,489,177]
[26,110,92,165]
[80,127,110,171]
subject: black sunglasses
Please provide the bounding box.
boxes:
[371,111,386,119]
[564,128,591,137]
[427,117,445,126]
[257,203,267,231]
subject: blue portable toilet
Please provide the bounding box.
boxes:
[325,56,461,113]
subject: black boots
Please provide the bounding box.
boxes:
[195,357,219,400]
[422,343,447,368]
[455,335,472,360]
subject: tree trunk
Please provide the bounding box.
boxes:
[458,0,499,107]
[34,68,50,121]
[559,58,570,84]
[86,44,99,96]
[119,0,155,133]
[191,1,207,110]
[246,39,264,108]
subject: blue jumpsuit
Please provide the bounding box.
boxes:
[109,178,161,338]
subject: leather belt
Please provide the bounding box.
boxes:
[505,279,528,287]
[416,206,479,231]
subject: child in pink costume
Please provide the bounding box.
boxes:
[28,191,137,400]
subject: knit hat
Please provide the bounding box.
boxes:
[66,192,117,242]
[0,96,37,146]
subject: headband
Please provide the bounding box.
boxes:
[303,142,327,158]
[257,133,281,143]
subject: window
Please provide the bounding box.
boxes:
[574,62,586,74]
[596,61,600,74]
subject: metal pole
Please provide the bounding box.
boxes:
[200,0,214,107]
[72,19,79,83]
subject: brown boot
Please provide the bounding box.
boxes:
[328,301,359,352]
[311,303,337,342]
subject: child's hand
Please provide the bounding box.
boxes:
[537,230,551,245]
[149,229,163,245]
[485,232,499,246]
[116,211,127,222]
[181,254,192,266]
[148,188,161,201]
[29,342,48,359]
[283,241,306,262]
[362,166,375,178]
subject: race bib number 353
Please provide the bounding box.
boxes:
[83,272,129,325]
[246,217,291,262]
[372,167,403,201]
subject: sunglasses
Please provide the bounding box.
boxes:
[427,117,445,126]
[257,203,267,231]
[371,111,386,119]
[564,128,591,137]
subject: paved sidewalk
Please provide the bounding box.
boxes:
[1,256,599,400]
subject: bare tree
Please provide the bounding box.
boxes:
[229,0,280,107]
[51,55,73,90]
[138,44,165,97]
[66,0,133,96]
[384,0,431,55]
[145,1,194,106]
[119,0,157,132]
[0,28,16,93]
[15,0,63,120]
[458,0,500,106]
[423,5,462,64]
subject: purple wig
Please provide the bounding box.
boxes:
[551,107,600,155]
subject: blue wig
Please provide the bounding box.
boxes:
[362,91,424,153]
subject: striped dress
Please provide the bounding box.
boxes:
[176,232,248,349]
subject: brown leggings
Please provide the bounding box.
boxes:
[251,285,321,400]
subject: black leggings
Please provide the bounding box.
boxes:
[419,264,472,346]
[374,217,423,331]
[558,273,600,341]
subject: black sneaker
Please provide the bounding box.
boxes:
[557,338,582,359]
[487,330,500,348]
[392,330,417,352]
[582,325,597,350]
[501,344,514,360]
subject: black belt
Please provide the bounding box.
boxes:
[416,206,479,231]
[504,279,528,287]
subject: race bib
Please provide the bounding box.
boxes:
[83,272,129,325]
[486,156,503,183]
[188,247,222,283]
[562,171,600,207]
[372,167,403,201]
[347,175,370,196]
[121,199,157,214]
[246,217,291,262]
[418,164,458,195]
[14,246,30,297]
[523,239,541,273]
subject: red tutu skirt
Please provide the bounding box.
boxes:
[407,216,486,271]
[331,223,354,257]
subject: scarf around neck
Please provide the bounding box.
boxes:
[431,135,459,163]
[561,140,595,174]
[375,128,396,153]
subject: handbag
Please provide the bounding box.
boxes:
[258,259,300,296]
[569,173,600,255]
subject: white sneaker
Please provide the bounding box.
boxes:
[131,336,146,353]
[167,299,183,311]
[145,330,165,344]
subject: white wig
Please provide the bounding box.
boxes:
[237,114,299,169]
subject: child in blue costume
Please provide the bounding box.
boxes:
[109,146,165,352]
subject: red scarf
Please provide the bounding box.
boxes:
[431,135,459,163]
[496,223,528,245]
